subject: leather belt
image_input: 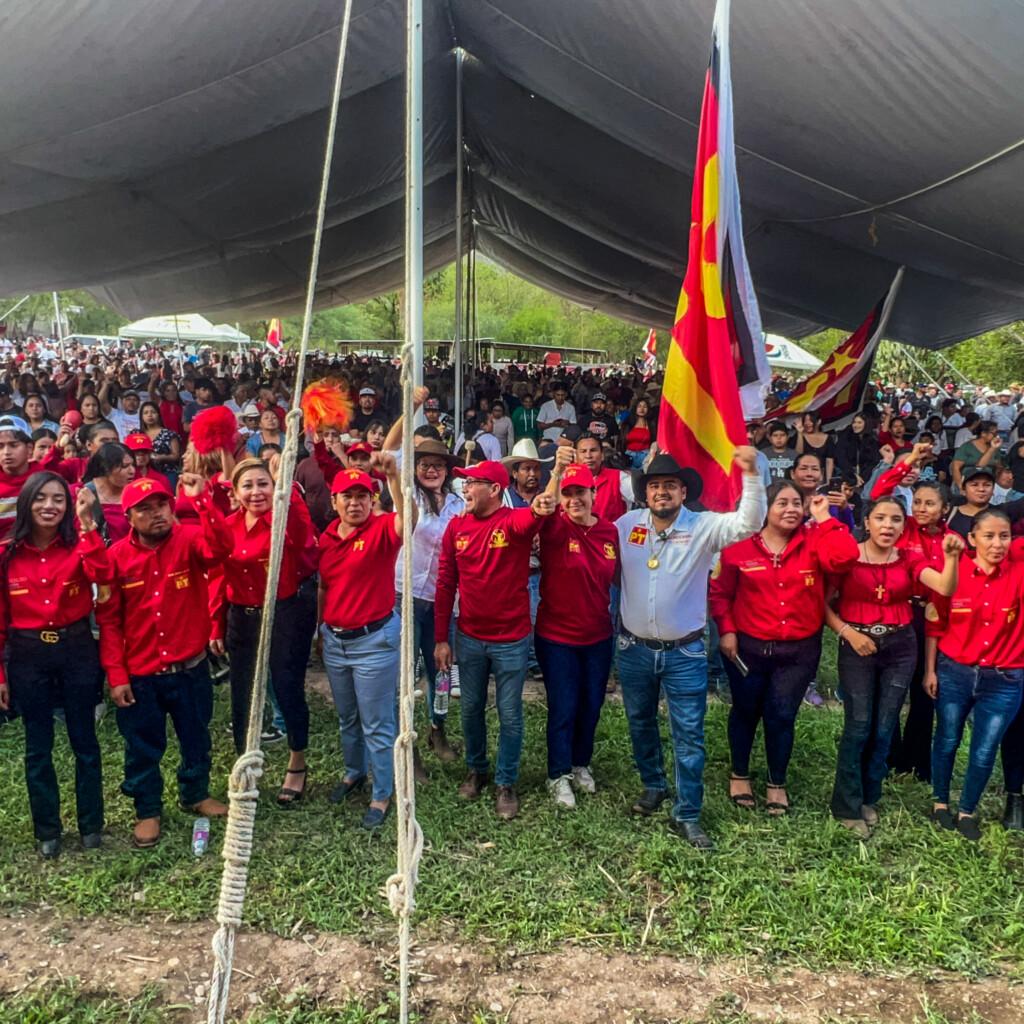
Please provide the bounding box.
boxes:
[155,652,207,676]
[851,623,906,638]
[327,614,392,641]
[620,626,703,652]
[9,618,92,645]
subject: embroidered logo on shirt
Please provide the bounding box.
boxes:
[489,529,509,549]
[174,576,190,590]
[602,543,616,560]
[353,540,366,552]
[455,534,469,553]
[628,526,648,546]
[568,539,581,554]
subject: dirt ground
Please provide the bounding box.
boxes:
[0,911,1019,1023]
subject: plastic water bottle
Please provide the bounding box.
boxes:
[191,817,210,857]
[434,669,451,716]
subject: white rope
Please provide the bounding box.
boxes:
[385,2,425,1020]
[206,2,354,1020]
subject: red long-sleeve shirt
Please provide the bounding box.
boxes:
[711,519,859,641]
[219,486,315,611]
[96,492,232,687]
[927,557,1024,668]
[0,529,112,684]
[434,506,542,643]
[319,513,402,629]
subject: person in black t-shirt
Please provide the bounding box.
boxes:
[580,392,619,443]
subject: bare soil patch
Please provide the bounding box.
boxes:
[0,911,1018,1022]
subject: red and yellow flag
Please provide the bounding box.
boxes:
[266,317,283,352]
[771,268,903,428]
[657,0,769,511]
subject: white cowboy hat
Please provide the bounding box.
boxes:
[501,437,553,468]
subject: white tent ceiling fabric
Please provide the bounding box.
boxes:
[2,0,1024,347]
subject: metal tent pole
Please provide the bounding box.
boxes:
[453,47,465,440]
[406,0,424,390]
[51,292,66,360]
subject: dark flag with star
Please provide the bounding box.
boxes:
[770,269,904,429]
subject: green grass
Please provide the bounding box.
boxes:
[0,982,998,1024]
[0,665,1022,977]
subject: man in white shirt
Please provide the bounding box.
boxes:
[454,411,501,462]
[615,447,765,850]
[103,388,142,440]
[537,382,577,442]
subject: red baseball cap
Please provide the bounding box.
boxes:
[124,433,154,452]
[331,468,376,495]
[122,476,173,512]
[453,460,509,489]
[560,463,596,489]
[345,441,374,457]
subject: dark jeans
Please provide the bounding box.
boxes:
[723,632,821,786]
[227,596,309,754]
[535,633,612,779]
[397,594,447,727]
[932,654,1024,814]
[8,624,103,840]
[830,626,916,819]
[116,659,214,819]
[887,607,933,781]
[1001,701,1024,794]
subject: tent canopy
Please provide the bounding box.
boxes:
[119,315,251,345]
[764,335,823,375]
[3,0,1024,348]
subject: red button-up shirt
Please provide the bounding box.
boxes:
[96,493,232,687]
[711,518,859,641]
[535,510,619,645]
[435,506,542,643]
[0,529,112,684]
[831,549,929,627]
[319,513,402,629]
[220,487,315,612]
[927,557,1024,668]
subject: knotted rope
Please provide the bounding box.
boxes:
[206,2,354,1020]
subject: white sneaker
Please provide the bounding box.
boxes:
[571,766,596,794]
[547,775,576,809]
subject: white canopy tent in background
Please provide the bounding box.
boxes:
[764,334,822,375]
[118,314,251,345]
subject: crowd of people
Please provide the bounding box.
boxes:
[1,334,1024,858]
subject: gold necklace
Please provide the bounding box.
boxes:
[647,523,672,570]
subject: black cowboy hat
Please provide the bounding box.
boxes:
[632,453,704,507]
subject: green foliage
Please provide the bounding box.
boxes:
[0,290,128,338]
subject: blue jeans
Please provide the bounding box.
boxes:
[535,634,612,778]
[396,594,449,727]
[455,630,530,786]
[321,615,400,802]
[116,659,214,820]
[617,634,708,822]
[527,573,541,671]
[932,653,1024,814]
[627,449,648,470]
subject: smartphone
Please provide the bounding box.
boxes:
[733,654,750,677]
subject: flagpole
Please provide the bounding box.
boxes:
[51,291,66,361]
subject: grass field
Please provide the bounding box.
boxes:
[1,645,1022,984]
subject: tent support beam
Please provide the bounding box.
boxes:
[453,46,465,439]
[51,292,65,361]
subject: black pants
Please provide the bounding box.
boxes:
[1002,701,1024,794]
[8,623,103,841]
[887,606,933,781]
[723,632,822,787]
[831,625,916,819]
[227,596,309,755]
[116,659,214,819]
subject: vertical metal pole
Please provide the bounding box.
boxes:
[406,0,424,390]
[453,47,465,441]
[51,292,66,361]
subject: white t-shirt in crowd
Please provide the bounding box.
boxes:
[538,399,577,441]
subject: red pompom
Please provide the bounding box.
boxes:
[191,405,240,454]
[301,381,352,433]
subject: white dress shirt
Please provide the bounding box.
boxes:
[615,475,766,641]
[395,489,465,601]
[538,399,577,440]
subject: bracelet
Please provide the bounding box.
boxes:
[838,623,851,640]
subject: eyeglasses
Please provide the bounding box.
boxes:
[462,478,495,489]
[418,460,447,472]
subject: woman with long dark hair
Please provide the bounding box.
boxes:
[924,509,1024,840]
[82,441,135,543]
[139,400,181,478]
[827,413,880,484]
[711,481,858,813]
[825,496,962,837]
[620,397,656,470]
[0,473,110,857]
